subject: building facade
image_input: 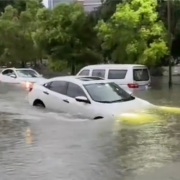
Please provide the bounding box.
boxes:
[47,0,101,11]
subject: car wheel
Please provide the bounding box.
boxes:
[33,99,45,108]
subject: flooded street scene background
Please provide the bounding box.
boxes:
[1,77,180,180]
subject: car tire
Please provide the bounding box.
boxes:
[33,99,45,108]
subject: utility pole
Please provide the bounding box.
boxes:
[167,0,172,87]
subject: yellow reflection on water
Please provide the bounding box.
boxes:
[114,105,180,126]
[112,109,180,175]
[25,127,33,144]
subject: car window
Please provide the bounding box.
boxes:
[66,82,86,98]
[108,70,127,79]
[92,69,105,78]
[48,81,68,95]
[16,69,39,78]
[2,69,11,75]
[43,82,52,88]
[84,82,134,103]
[2,69,16,77]
[133,69,149,81]
[78,70,90,76]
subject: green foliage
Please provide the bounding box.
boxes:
[33,2,101,74]
[96,0,168,66]
[0,0,43,66]
[0,0,174,71]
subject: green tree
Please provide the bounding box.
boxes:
[96,0,168,66]
[0,0,43,67]
[34,2,102,74]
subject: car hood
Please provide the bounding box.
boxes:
[99,97,154,115]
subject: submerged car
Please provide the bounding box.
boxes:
[27,76,154,120]
[0,68,46,87]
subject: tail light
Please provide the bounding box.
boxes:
[127,83,139,88]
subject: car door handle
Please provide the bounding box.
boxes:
[63,99,69,103]
[43,91,49,95]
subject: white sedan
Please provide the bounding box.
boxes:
[27,76,153,120]
[0,68,46,86]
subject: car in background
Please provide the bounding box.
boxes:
[76,64,151,92]
[27,76,153,120]
[0,68,46,88]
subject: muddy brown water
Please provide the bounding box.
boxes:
[0,78,180,180]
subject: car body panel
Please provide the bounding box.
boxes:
[76,64,151,93]
[27,76,153,119]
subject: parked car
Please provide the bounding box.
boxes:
[76,64,151,92]
[27,76,153,120]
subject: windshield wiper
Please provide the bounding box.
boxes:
[96,96,135,103]
[120,96,135,102]
[96,99,123,103]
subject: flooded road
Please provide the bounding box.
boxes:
[0,80,180,180]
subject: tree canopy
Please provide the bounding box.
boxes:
[0,0,179,73]
[33,2,102,73]
[0,0,43,67]
[96,0,168,66]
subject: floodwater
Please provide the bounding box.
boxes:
[0,78,180,180]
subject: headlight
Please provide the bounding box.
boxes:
[115,112,160,124]
[22,81,33,90]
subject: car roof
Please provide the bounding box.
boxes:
[11,68,35,70]
[46,76,109,85]
[2,67,36,71]
[81,64,146,69]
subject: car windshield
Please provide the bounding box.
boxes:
[84,82,135,103]
[16,69,40,78]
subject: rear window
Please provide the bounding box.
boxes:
[108,70,127,79]
[133,69,149,81]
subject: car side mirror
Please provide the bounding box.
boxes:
[10,74,16,78]
[75,96,90,104]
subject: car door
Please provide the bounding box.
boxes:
[1,69,18,83]
[42,81,70,113]
[65,82,94,119]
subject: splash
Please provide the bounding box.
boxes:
[115,105,180,125]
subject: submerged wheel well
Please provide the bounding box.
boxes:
[93,116,104,120]
[33,99,45,107]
